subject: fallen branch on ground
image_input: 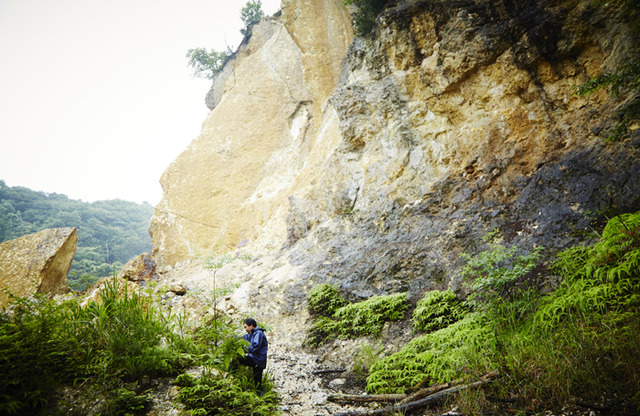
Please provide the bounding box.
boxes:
[313,369,347,375]
[328,393,406,403]
[332,371,499,416]
[399,369,499,405]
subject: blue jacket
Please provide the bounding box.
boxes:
[243,327,268,369]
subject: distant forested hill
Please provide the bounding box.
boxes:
[0,180,154,291]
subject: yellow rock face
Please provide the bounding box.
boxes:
[150,6,353,267]
[0,227,77,306]
[151,0,636,268]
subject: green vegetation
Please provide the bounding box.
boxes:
[186,0,266,79]
[307,283,348,316]
[0,277,279,415]
[411,289,467,333]
[186,47,233,80]
[344,0,391,35]
[367,312,495,393]
[460,230,544,310]
[357,213,640,413]
[175,371,278,416]
[576,60,640,141]
[0,180,153,291]
[240,0,265,35]
[306,286,407,346]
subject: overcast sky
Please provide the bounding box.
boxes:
[0,0,281,205]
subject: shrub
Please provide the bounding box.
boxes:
[333,292,407,337]
[0,276,278,415]
[536,211,640,330]
[186,48,232,80]
[0,296,77,414]
[240,0,265,35]
[175,370,279,416]
[461,230,544,309]
[411,290,467,333]
[307,283,348,317]
[494,212,640,408]
[306,287,408,346]
[366,313,496,393]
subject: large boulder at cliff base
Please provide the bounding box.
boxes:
[0,227,77,307]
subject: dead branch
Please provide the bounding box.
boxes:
[332,373,497,416]
[400,369,499,405]
[313,369,347,375]
[328,393,406,403]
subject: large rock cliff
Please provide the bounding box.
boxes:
[150,0,639,321]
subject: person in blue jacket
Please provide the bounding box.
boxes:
[230,318,268,392]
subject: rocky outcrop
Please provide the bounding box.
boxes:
[118,252,159,283]
[150,0,640,326]
[0,227,76,306]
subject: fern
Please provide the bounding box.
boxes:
[306,289,408,346]
[461,230,544,309]
[411,290,467,333]
[366,313,495,393]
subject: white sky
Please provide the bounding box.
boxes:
[0,0,281,205]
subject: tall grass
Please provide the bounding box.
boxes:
[0,276,279,415]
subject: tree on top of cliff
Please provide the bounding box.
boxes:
[186,1,265,80]
[186,47,232,80]
[240,0,264,35]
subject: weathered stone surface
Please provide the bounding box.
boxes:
[151,17,314,266]
[151,0,640,341]
[281,0,354,114]
[0,227,76,306]
[151,3,354,268]
[117,252,159,283]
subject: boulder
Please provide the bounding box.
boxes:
[117,252,159,283]
[0,227,77,307]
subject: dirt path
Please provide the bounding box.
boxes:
[269,342,370,416]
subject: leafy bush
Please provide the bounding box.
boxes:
[367,313,496,393]
[175,370,279,416]
[536,211,640,330]
[411,290,467,333]
[0,296,77,414]
[0,276,278,415]
[307,287,407,346]
[461,230,544,309]
[307,283,348,317]
[186,48,233,80]
[472,212,640,409]
[334,292,407,336]
[366,213,640,409]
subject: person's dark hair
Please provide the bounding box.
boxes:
[244,318,258,328]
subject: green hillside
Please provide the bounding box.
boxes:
[0,180,154,291]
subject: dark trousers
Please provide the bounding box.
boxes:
[229,356,264,390]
